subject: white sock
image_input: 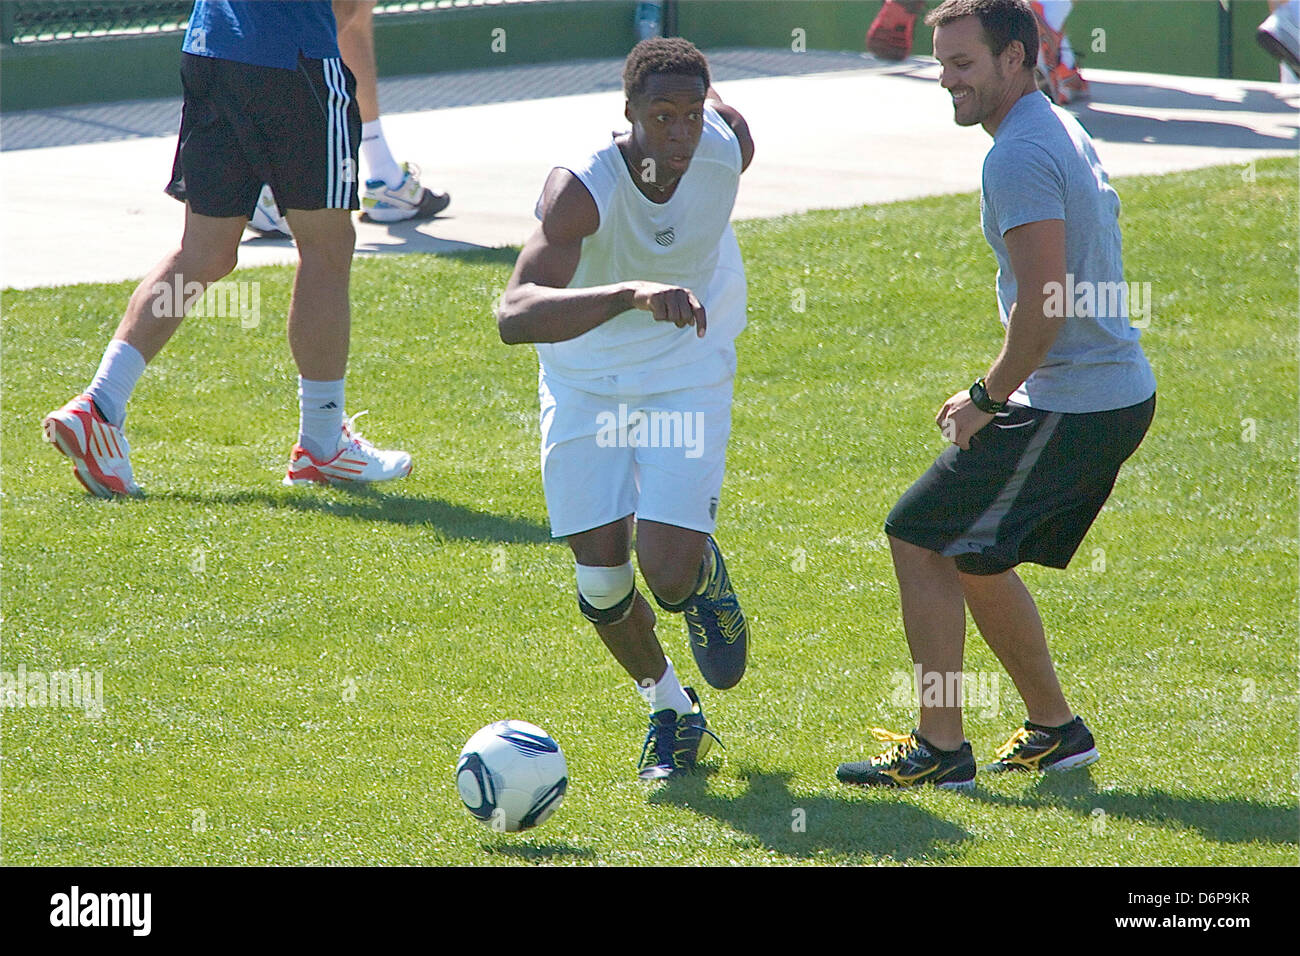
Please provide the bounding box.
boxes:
[635,660,693,717]
[1038,0,1072,33]
[297,377,345,460]
[86,339,146,427]
[1060,35,1075,70]
[360,119,405,189]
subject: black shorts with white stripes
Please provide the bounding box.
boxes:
[166,52,360,218]
[886,394,1156,576]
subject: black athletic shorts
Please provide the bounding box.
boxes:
[886,394,1156,575]
[165,52,360,218]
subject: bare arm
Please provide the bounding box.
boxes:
[333,1,379,122]
[983,218,1068,401]
[497,168,707,345]
[706,86,755,173]
[938,218,1068,448]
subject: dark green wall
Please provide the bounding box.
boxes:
[674,0,1281,81]
[0,1,1287,113]
[1068,0,1278,82]
[1,32,186,110]
[676,0,875,50]
[0,1,640,112]
[370,1,639,76]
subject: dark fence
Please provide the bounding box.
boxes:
[2,2,192,43]
[0,0,558,45]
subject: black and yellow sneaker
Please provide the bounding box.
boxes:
[984,716,1099,773]
[637,687,723,780]
[836,728,976,791]
[683,536,749,690]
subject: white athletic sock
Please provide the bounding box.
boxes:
[86,339,146,427]
[297,377,345,460]
[1037,0,1071,33]
[635,659,693,717]
[1035,0,1075,70]
[360,119,405,190]
[1059,35,1076,70]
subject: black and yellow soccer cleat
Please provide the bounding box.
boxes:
[836,728,976,791]
[984,716,1099,773]
[637,687,723,781]
[682,536,749,690]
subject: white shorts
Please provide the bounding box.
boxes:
[538,374,734,539]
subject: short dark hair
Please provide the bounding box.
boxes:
[926,0,1039,73]
[622,37,710,100]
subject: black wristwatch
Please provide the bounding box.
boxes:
[969,378,1007,414]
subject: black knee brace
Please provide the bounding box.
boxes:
[651,590,694,614]
[578,589,635,625]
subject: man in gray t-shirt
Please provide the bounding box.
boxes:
[981,81,1156,412]
[837,0,1156,792]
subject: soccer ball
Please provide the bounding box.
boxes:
[455,720,568,832]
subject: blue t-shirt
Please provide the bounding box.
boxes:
[182,1,338,70]
[981,91,1156,413]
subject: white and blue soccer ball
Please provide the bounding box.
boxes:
[456,720,568,833]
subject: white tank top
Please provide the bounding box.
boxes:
[535,104,746,395]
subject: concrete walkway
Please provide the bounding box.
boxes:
[1,48,1295,289]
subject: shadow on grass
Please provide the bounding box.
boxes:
[648,768,971,863]
[349,226,523,265]
[161,486,551,544]
[435,246,522,267]
[398,242,522,268]
[480,842,596,862]
[973,769,1300,846]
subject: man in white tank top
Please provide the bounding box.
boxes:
[497,38,755,781]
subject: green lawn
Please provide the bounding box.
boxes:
[2,159,1296,865]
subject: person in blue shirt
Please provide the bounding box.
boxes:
[838,0,1155,791]
[43,0,412,497]
[248,0,451,237]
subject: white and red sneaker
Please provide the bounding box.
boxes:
[41,394,142,498]
[1048,62,1090,105]
[283,411,412,487]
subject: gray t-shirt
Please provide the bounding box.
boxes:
[981,91,1156,413]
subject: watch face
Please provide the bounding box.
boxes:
[971,380,1002,413]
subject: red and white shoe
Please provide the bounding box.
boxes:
[41,394,142,498]
[1030,2,1089,105]
[1046,62,1089,105]
[283,411,412,486]
[1037,61,1090,106]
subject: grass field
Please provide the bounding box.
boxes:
[2,158,1297,866]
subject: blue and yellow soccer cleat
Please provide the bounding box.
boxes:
[637,688,722,780]
[984,717,1099,773]
[837,728,976,791]
[683,536,749,690]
